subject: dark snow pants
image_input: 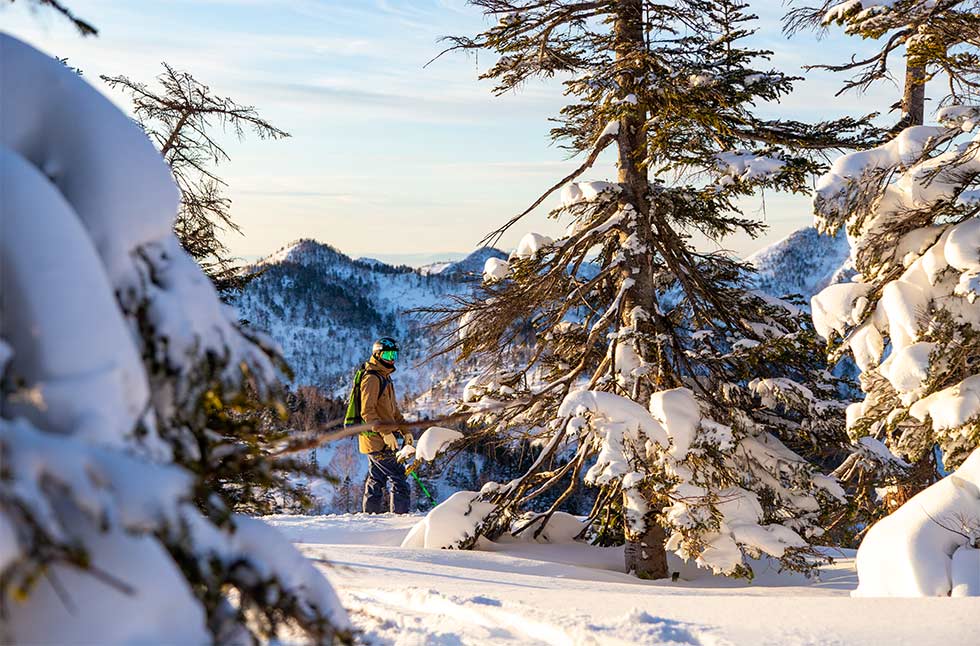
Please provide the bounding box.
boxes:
[363,450,410,514]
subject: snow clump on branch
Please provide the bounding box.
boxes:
[512,232,554,260]
[558,387,841,576]
[415,426,465,461]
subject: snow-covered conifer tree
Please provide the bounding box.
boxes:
[0,34,349,643]
[419,1,873,579]
[787,0,980,129]
[809,101,980,487]
[792,0,980,503]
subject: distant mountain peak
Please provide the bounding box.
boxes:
[258,238,347,267]
[235,238,483,395]
[747,226,851,301]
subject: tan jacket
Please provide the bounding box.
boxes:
[358,356,409,453]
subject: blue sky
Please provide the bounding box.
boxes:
[4,0,900,264]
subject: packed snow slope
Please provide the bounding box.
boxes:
[265,514,977,646]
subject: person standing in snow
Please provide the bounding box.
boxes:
[358,337,414,514]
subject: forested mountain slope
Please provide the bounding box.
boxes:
[746,227,850,302]
[235,240,505,398]
[237,229,849,403]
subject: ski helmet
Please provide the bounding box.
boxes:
[372,336,399,363]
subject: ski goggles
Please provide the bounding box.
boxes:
[380,349,398,362]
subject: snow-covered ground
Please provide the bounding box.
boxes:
[264,514,977,645]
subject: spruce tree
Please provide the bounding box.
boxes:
[424,0,873,578]
[792,2,980,503]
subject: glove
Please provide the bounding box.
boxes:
[402,432,414,447]
[396,444,415,463]
[383,433,398,451]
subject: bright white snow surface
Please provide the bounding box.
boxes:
[265,514,977,646]
[854,448,980,597]
[483,257,510,282]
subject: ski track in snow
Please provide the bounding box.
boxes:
[265,514,980,646]
[345,587,724,646]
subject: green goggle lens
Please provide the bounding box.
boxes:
[380,350,398,361]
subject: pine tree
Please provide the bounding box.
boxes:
[103,65,289,291]
[423,0,873,578]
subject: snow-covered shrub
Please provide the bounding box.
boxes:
[0,34,348,643]
[401,490,497,549]
[854,448,980,596]
[812,108,980,478]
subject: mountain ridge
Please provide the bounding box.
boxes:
[236,227,850,399]
[746,227,851,303]
[236,240,497,398]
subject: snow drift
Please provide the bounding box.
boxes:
[854,448,980,597]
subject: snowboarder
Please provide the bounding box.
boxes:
[357,337,414,514]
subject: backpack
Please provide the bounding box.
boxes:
[344,364,392,428]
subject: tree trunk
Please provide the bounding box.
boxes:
[623,487,670,579]
[887,445,940,512]
[900,61,926,128]
[614,0,670,581]
[891,57,934,505]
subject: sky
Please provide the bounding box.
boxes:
[3,0,901,265]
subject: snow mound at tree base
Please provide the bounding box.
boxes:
[854,447,980,597]
[401,491,496,549]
